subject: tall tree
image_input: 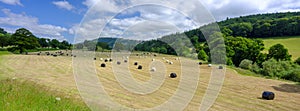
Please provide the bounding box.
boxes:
[224,36,264,66]
[58,40,71,49]
[0,28,7,34]
[38,38,49,48]
[11,28,40,53]
[50,39,60,49]
[0,33,9,48]
[268,44,292,61]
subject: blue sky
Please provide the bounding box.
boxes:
[0,0,299,43]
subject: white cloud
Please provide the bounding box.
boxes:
[0,0,22,6]
[0,9,68,40]
[74,0,300,42]
[201,0,300,21]
[75,0,200,41]
[52,1,74,11]
[82,0,99,7]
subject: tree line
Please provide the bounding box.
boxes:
[0,28,72,53]
[134,12,300,82]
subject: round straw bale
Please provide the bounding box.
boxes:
[262,91,275,100]
[219,66,223,69]
[199,62,203,65]
[138,65,143,69]
[100,63,106,67]
[170,73,177,78]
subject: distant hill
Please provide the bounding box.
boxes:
[97,37,141,49]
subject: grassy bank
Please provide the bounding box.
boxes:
[0,79,90,111]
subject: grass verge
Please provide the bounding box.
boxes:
[0,79,90,111]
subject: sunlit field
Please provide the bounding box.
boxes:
[0,51,299,110]
[262,36,300,60]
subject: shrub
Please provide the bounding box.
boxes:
[283,68,300,82]
[250,63,261,73]
[226,57,233,66]
[198,50,208,61]
[239,59,253,69]
[262,59,294,78]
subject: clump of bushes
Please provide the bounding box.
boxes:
[239,59,300,82]
[239,59,253,69]
[250,63,261,74]
[261,59,294,78]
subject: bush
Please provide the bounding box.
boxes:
[295,57,300,65]
[250,63,261,73]
[262,59,294,78]
[198,50,208,61]
[239,59,253,69]
[226,58,233,66]
[283,68,300,82]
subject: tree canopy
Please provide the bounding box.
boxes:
[0,28,72,53]
[11,28,40,53]
[267,44,292,61]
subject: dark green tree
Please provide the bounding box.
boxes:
[267,44,291,61]
[0,28,7,34]
[58,40,71,49]
[0,33,9,48]
[38,38,49,48]
[225,36,264,66]
[50,39,60,49]
[11,28,40,53]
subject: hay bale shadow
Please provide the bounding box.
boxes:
[271,84,300,94]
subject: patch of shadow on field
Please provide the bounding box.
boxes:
[271,84,300,93]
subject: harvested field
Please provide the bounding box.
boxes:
[0,52,299,110]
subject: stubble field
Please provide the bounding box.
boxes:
[0,51,300,111]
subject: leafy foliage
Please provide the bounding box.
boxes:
[198,49,208,61]
[239,59,253,70]
[0,28,72,53]
[259,59,300,82]
[11,28,40,53]
[224,36,264,66]
[267,44,292,61]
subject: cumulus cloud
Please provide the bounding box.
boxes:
[0,9,68,40]
[201,0,300,21]
[52,1,74,11]
[0,0,22,6]
[74,0,300,42]
[73,0,204,42]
